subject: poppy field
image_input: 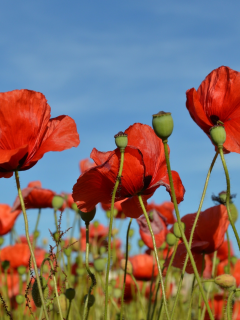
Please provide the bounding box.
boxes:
[1,66,240,320]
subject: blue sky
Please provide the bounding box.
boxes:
[1,1,240,255]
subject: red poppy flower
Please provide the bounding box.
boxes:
[166,205,229,274]
[0,204,21,235]
[128,254,158,281]
[79,158,95,174]
[0,273,19,298]
[186,66,240,153]
[147,201,176,224]
[137,209,167,249]
[0,89,80,178]
[0,243,45,268]
[12,181,55,210]
[73,123,185,219]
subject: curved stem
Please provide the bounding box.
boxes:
[40,258,64,320]
[219,147,240,250]
[83,221,96,320]
[120,218,132,320]
[14,170,49,320]
[138,194,170,320]
[104,150,125,320]
[162,141,214,320]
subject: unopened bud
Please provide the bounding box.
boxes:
[52,195,64,210]
[166,233,177,247]
[16,294,24,305]
[215,274,236,290]
[32,276,49,308]
[94,257,106,272]
[173,222,185,238]
[120,259,133,274]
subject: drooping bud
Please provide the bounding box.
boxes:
[173,222,186,238]
[79,207,96,222]
[152,111,174,141]
[120,259,133,274]
[32,276,49,308]
[114,132,128,151]
[209,125,226,147]
[52,195,64,210]
[215,274,236,290]
[166,233,177,247]
[65,288,75,301]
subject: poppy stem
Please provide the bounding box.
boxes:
[170,151,218,319]
[83,221,96,320]
[40,257,64,320]
[226,229,231,274]
[198,253,205,320]
[14,170,50,320]
[162,141,214,320]
[219,147,240,250]
[130,273,146,318]
[120,218,132,320]
[104,150,125,320]
[138,194,170,320]
[227,288,237,320]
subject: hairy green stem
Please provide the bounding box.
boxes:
[162,141,214,320]
[104,150,125,320]
[138,194,170,320]
[120,218,132,320]
[219,147,240,250]
[15,170,49,320]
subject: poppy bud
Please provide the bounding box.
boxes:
[114,132,128,151]
[64,247,72,257]
[231,256,238,265]
[120,259,133,274]
[16,294,25,305]
[83,294,95,307]
[215,274,236,290]
[100,246,107,255]
[113,288,122,299]
[72,202,80,213]
[138,239,145,248]
[173,222,186,238]
[209,125,226,147]
[2,260,10,271]
[160,242,167,250]
[166,233,177,247]
[17,265,27,275]
[65,288,75,301]
[94,257,106,272]
[32,276,49,308]
[0,237,4,247]
[152,111,174,141]
[33,230,40,239]
[53,231,60,242]
[52,195,64,210]
[79,207,96,222]
[129,229,135,238]
[76,267,86,276]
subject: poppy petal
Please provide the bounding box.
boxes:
[121,194,151,219]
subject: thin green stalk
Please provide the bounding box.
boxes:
[219,147,240,250]
[147,257,155,320]
[226,229,231,274]
[162,141,214,320]
[14,170,49,320]
[155,242,179,320]
[83,222,96,320]
[104,150,125,320]
[66,300,72,320]
[227,289,237,320]
[33,209,41,249]
[138,194,170,320]
[40,258,64,320]
[38,306,43,320]
[120,218,132,320]
[130,273,146,318]
[198,254,205,320]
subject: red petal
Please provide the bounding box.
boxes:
[31,115,80,162]
[91,148,113,166]
[121,194,151,219]
[0,204,21,236]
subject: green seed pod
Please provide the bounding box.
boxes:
[16,294,25,305]
[160,242,167,250]
[17,265,26,275]
[33,230,40,239]
[94,257,106,272]
[71,202,80,213]
[64,247,72,257]
[2,260,10,271]
[0,237,4,247]
[229,202,238,224]
[76,267,86,276]
[209,125,226,147]
[113,288,122,299]
[173,222,185,238]
[215,274,236,290]
[52,195,64,210]
[152,111,174,141]
[65,288,75,301]
[114,132,128,151]
[93,220,99,228]
[159,259,165,269]
[53,231,60,242]
[166,233,177,247]
[32,276,49,308]
[79,207,96,222]
[129,229,134,238]
[99,246,107,255]
[138,239,145,248]
[83,294,95,307]
[231,256,238,265]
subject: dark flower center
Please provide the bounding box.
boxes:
[210,115,220,125]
